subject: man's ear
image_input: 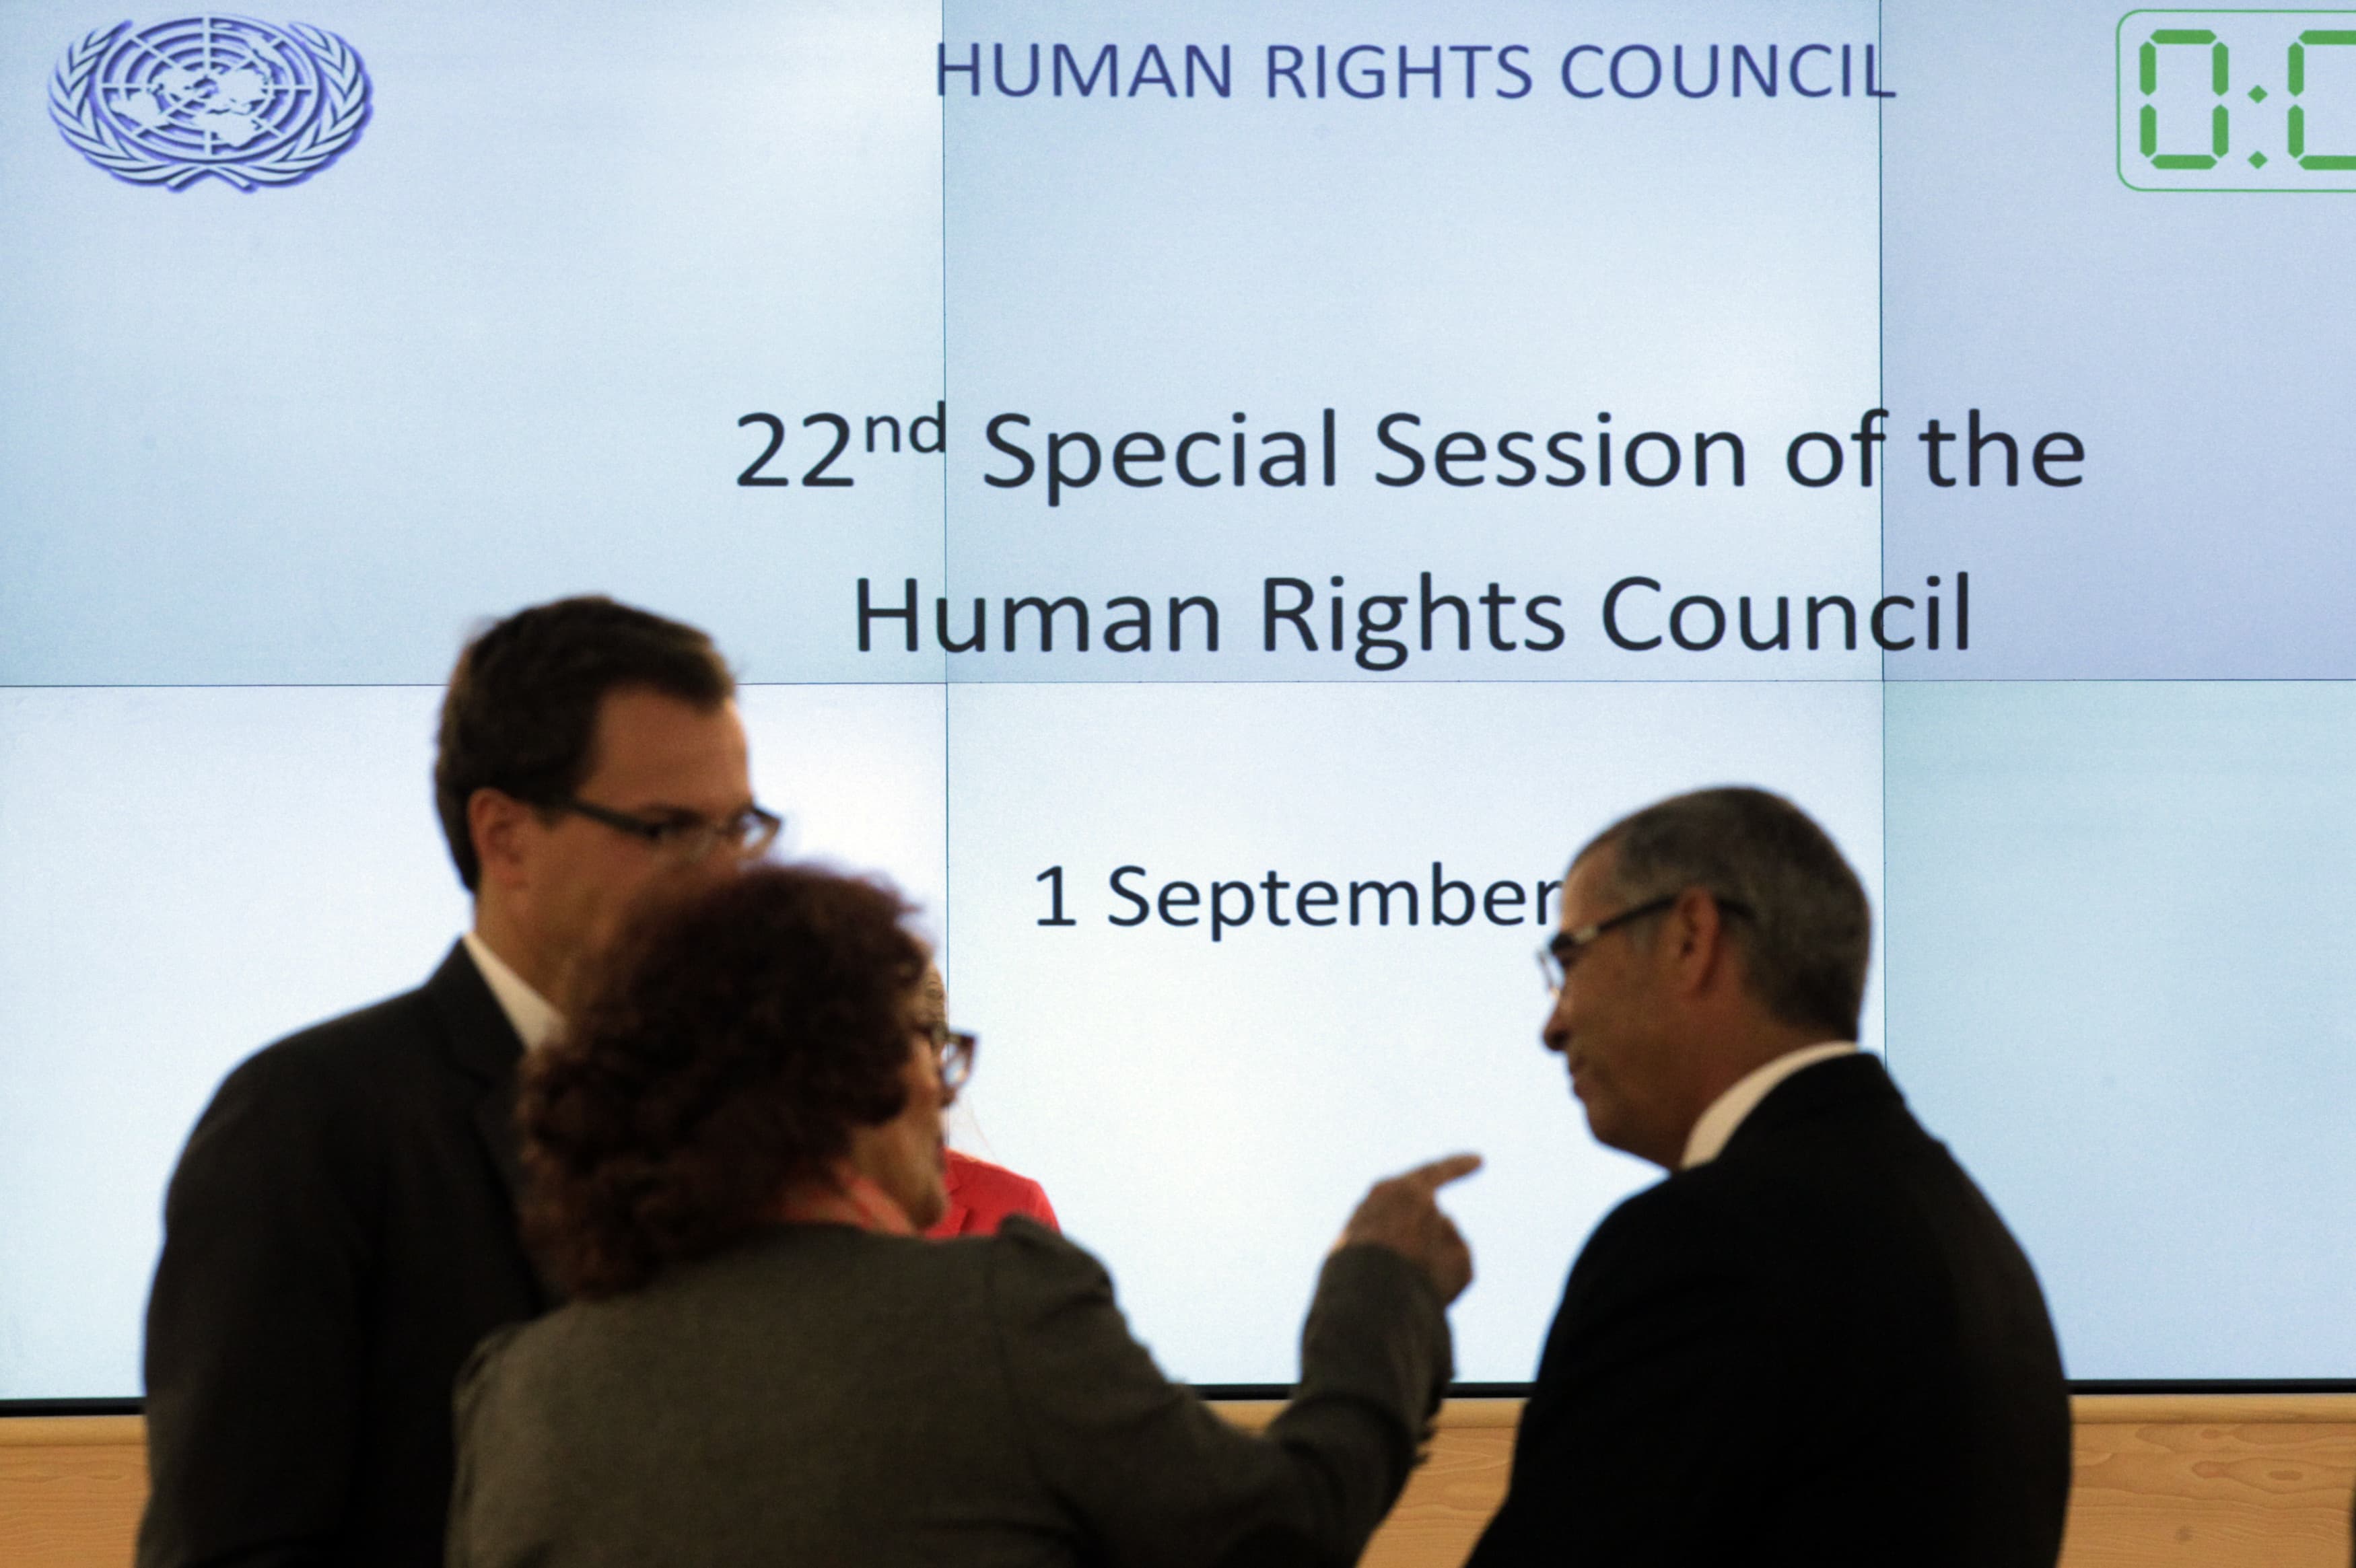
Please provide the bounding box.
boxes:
[1667,886,1735,994]
[468,788,534,892]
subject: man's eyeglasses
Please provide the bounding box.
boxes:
[553,796,783,865]
[928,1024,977,1099]
[1537,892,1752,993]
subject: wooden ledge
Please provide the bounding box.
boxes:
[1221,1392,2356,1431]
[7,1394,2352,1445]
[1216,1394,2356,1431]
[2073,1394,2356,1425]
[1212,1397,1524,1431]
[0,1417,142,1447]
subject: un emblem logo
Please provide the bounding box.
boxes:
[49,15,369,190]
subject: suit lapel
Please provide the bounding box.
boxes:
[423,941,561,1307]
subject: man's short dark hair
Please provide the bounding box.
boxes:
[1577,786,1871,1040]
[433,597,734,892]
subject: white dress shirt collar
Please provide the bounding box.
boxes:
[460,931,563,1053]
[1679,1040,1859,1170]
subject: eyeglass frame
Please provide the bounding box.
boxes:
[550,795,783,865]
[926,1024,977,1100]
[1537,891,1754,993]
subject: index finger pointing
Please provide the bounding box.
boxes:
[1398,1153,1484,1192]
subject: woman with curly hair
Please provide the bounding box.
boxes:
[448,863,1478,1568]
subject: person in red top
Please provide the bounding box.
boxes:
[913,965,1060,1238]
[933,1150,1058,1238]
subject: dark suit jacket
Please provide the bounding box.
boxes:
[138,943,555,1568]
[1469,1053,2071,1567]
[448,1219,1452,1568]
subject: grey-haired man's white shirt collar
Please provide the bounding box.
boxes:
[1680,1040,1859,1170]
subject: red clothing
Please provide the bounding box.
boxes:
[927,1151,1058,1238]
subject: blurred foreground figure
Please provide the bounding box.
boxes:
[450,865,1481,1568]
[1471,787,2070,1568]
[139,597,773,1568]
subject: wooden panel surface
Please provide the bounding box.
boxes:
[1218,1398,1519,1568]
[1358,1403,1518,1568]
[3,1398,2352,1568]
[2063,1397,2356,1568]
[0,1417,147,1568]
[1050,1396,2356,1567]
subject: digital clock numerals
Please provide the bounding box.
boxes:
[2120,11,2356,189]
[2139,30,2233,167]
[2285,30,2356,163]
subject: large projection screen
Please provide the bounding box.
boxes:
[3,0,2353,1401]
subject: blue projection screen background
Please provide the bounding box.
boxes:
[2,0,2353,1398]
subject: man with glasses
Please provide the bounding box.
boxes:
[1469,787,2070,1568]
[139,596,782,1568]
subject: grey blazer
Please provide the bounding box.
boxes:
[448,1217,1451,1568]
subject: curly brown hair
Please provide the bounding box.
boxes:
[518,865,926,1298]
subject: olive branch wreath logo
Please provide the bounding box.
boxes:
[48,19,370,190]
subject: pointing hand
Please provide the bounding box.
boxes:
[1338,1153,1482,1304]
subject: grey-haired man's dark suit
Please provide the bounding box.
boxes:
[1470,1053,2071,1567]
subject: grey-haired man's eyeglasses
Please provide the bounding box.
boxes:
[1538,893,1752,993]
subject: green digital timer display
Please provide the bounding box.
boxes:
[2119,10,2356,188]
